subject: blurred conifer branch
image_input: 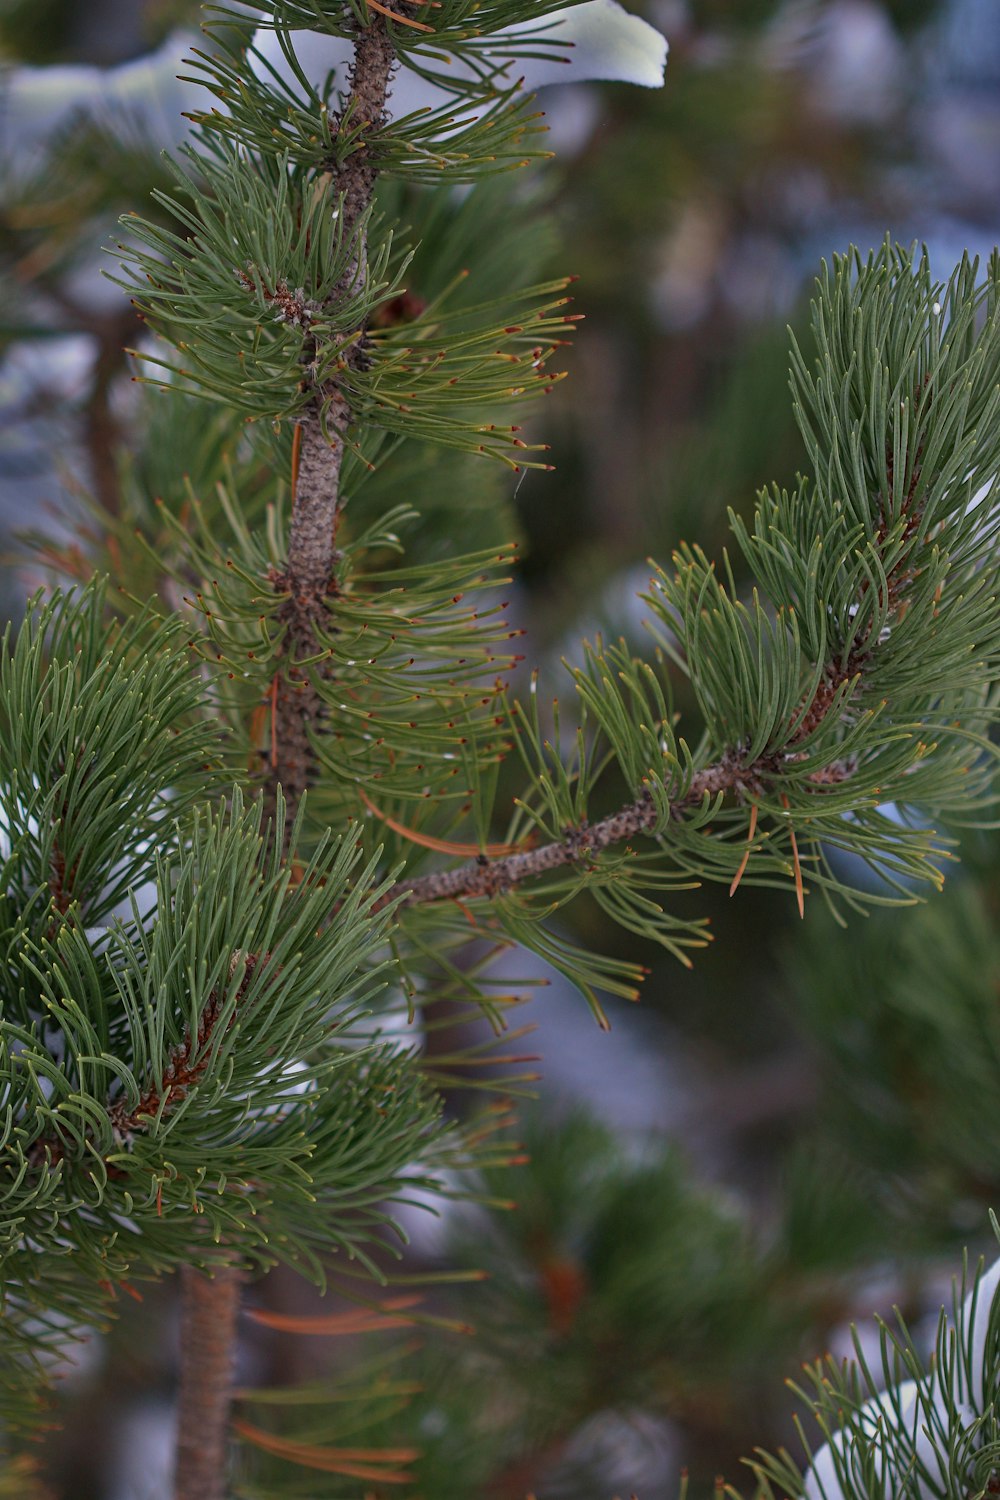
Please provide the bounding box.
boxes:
[3,2,1000,1498]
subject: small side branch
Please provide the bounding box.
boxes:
[24,960,264,1500]
[110,953,263,1145]
[380,459,930,916]
[382,758,759,911]
[28,953,264,1171]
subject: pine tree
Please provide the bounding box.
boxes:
[4,3,1000,1498]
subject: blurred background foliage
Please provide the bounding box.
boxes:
[3,0,1000,1497]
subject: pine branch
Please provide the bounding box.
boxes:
[15,5,1000,1491]
[382,456,942,915]
[383,746,857,912]
[113,952,265,1148]
[383,384,980,916]
[266,17,395,822]
[383,758,751,908]
[25,952,265,1173]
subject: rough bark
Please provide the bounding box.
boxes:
[382,756,761,910]
[264,23,394,824]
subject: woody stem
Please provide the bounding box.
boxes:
[264,20,394,828]
[174,1265,244,1500]
[173,23,397,1500]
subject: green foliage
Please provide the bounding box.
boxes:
[214,0,598,65]
[229,1112,787,1497]
[147,490,522,814]
[116,205,1000,998]
[187,24,551,180]
[788,875,1000,1218]
[790,247,1000,540]
[118,140,409,420]
[295,1110,900,1500]
[116,15,576,466]
[0,581,224,925]
[118,141,573,462]
[6,2,1000,1494]
[0,584,504,1428]
[751,1253,1000,1500]
[454,1112,771,1402]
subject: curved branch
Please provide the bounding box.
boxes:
[382,757,761,911]
[381,447,932,916]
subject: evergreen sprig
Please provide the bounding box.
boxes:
[788,875,1000,1211]
[384,242,1000,948]
[0,583,224,928]
[116,140,407,422]
[185,28,551,180]
[213,0,591,60]
[0,584,516,1430]
[143,491,523,809]
[118,141,572,462]
[752,1251,1000,1500]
